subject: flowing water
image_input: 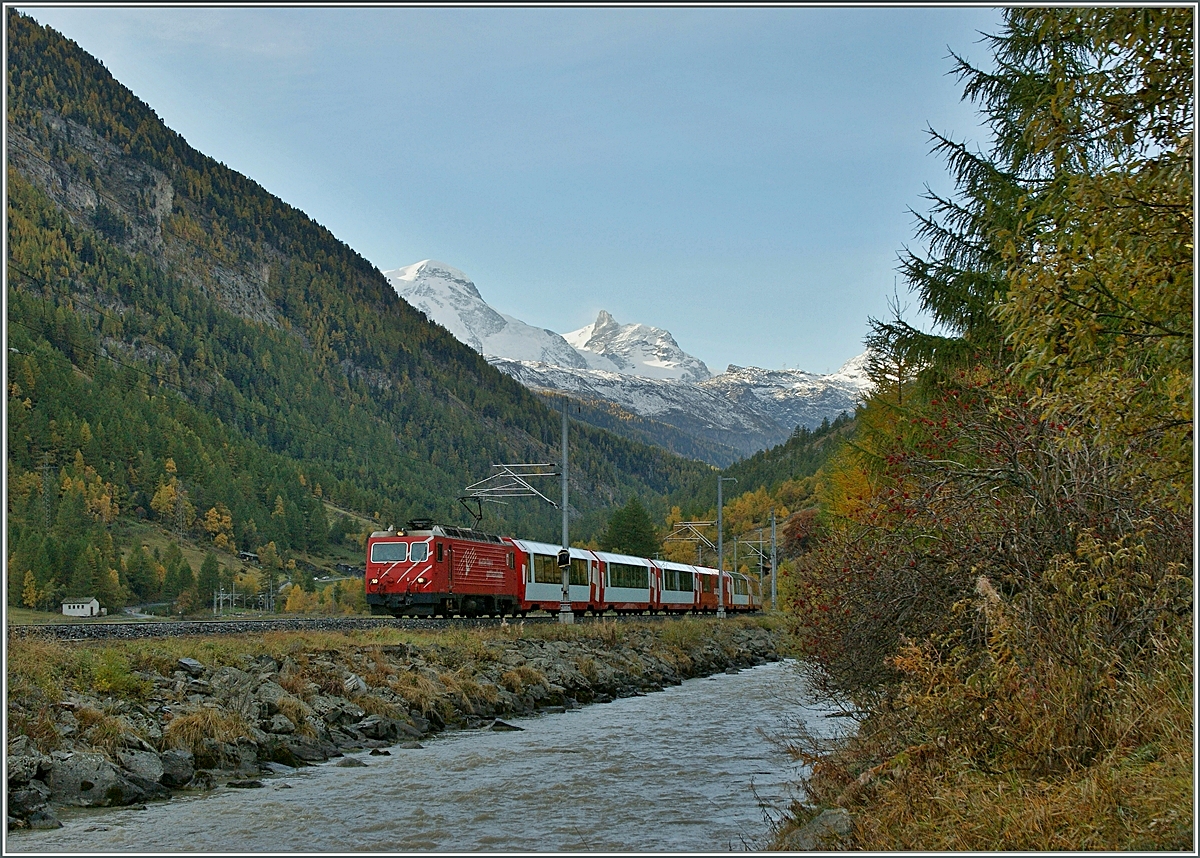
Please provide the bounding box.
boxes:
[8,660,846,854]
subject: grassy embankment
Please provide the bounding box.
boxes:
[8,613,787,757]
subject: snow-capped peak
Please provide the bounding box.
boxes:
[380,257,868,463]
[390,260,481,298]
[825,351,873,391]
[383,260,590,369]
[564,310,712,383]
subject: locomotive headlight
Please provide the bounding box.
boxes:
[370,578,379,585]
[416,577,426,584]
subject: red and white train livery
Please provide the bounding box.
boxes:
[365,521,762,618]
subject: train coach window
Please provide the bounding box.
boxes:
[532,554,556,584]
[607,562,648,589]
[370,542,407,563]
[663,568,694,592]
[410,542,429,562]
[532,554,587,585]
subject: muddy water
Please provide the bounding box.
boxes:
[8,660,844,853]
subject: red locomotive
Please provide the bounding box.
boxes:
[365,520,762,618]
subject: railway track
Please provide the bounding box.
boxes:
[6,612,682,642]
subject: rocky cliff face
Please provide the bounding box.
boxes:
[8,109,282,330]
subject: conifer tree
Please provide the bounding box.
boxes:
[791,6,1193,701]
[196,552,221,604]
[600,496,659,558]
[124,546,156,602]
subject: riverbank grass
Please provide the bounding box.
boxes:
[8,614,783,759]
[777,629,1192,851]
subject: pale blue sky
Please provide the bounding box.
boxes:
[20,5,1003,374]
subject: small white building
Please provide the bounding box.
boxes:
[62,597,103,617]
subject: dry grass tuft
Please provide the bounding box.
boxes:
[363,650,399,686]
[387,668,443,715]
[274,696,314,736]
[75,705,126,755]
[352,693,407,721]
[9,707,62,753]
[162,708,253,754]
[573,657,599,685]
[659,617,704,655]
[8,637,74,698]
[500,664,547,694]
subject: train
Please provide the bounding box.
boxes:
[365,520,762,618]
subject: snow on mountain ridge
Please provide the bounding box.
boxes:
[565,310,712,382]
[383,260,592,369]
[382,259,869,463]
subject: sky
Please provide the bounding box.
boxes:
[19,5,1003,375]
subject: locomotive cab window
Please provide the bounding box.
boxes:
[370,542,407,563]
[436,543,444,562]
[410,542,429,562]
[507,552,514,569]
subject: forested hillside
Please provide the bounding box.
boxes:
[4,10,713,613]
[778,9,1193,850]
[648,413,853,575]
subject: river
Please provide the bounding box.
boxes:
[8,659,845,853]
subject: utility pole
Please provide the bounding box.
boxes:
[716,476,736,619]
[559,399,573,624]
[770,510,778,610]
[758,527,764,604]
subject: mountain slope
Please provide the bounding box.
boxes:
[4,10,714,610]
[489,358,783,462]
[698,357,870,438]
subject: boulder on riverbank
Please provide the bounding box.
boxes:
[6,617,783,829]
